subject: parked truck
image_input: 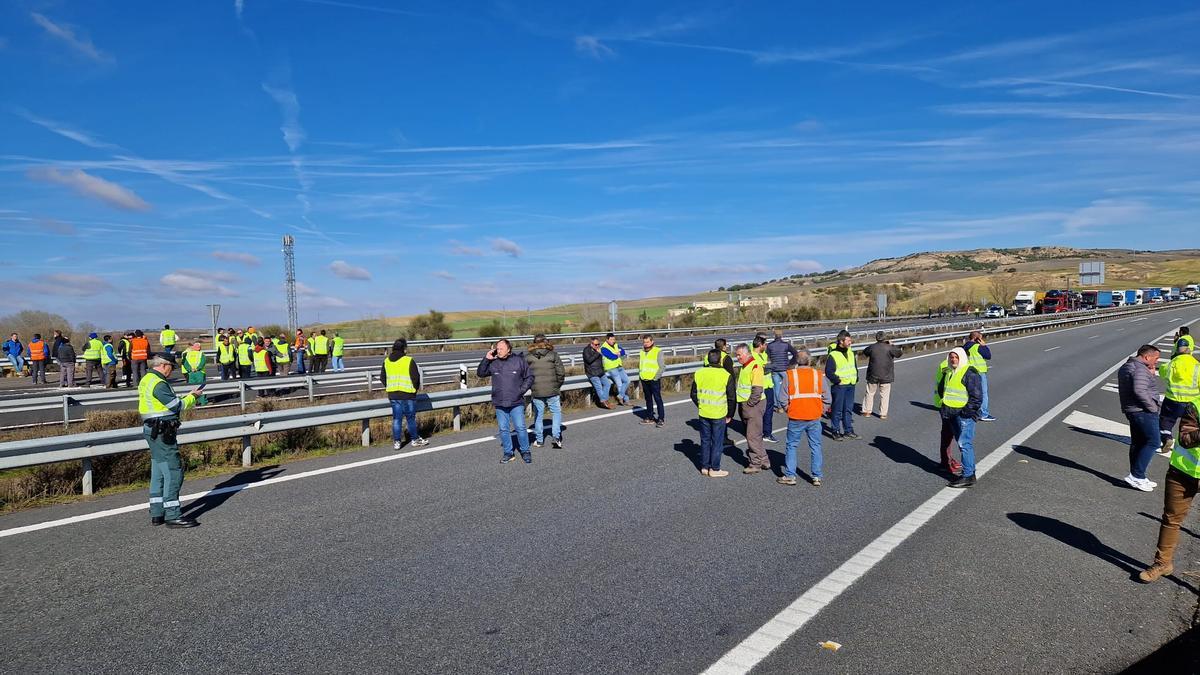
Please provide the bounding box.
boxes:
[1144,288,1163,303]
[1186,284,1199,299]
[1081,290,1114,309]
[1012,290,1043,315]
[1125,289,1143,305]
[1170,287,1181,301]
[1112,290,1126,307]
[1041,289,1075,313]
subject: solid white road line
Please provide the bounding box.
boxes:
[1062,410,1131,442]
[701,315,1199,675]
[1044,346,1062,352]
[1088,335,1099,339]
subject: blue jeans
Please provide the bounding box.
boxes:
[589,375,610,402]
[532,396,562,443]
[605,367,629,402]
[763,387,776,438]
[8,354,24,373]
[331,355,344,371]
[947,414,977,477]
[390,398,419,442]
[1126,411,1161,480]
[496,404,531,457]
[295,349,306,374]
[699,417,726,470]
[979,372,990,417]
[830,384,855,434]
[643,379,665,421]
[785,419,823,478]
[771,371,788,407]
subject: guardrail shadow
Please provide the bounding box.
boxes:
[180,465,285,520]
[1012,445,1126,488]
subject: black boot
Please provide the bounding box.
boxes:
[948,474,977,488]
[151,516,164,526]
[165,518,199,529]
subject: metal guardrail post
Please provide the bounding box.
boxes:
[307,376,315,402]
[366,371,373,394]
[241,436,252,467]
[239,382,247,412]
[81,458,93,495]
[62,395,70,429]
[361,419,371,446]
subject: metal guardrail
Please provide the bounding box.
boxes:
[0,303,1169,495]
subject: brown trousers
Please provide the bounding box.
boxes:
[1154,466,1199,566]
[740,399,768,469]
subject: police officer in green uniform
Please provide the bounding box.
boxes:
[139,353,204,528]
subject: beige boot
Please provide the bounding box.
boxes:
[1138,562,1174,583]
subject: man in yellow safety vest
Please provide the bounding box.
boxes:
[691,349,736,478]
[1138,398,1200,583]
[824,330,858,440]
[1159,339,1199,453]
[937,347,984,488]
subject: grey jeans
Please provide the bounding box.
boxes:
[30,360,47,384]
[59,363,75,387]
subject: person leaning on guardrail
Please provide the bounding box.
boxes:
[601,333,630,406]
[139,352,205,529]
[382,338,428,450]
[583,337,609,408]
[4,332,25,376]
[478,339,535,464]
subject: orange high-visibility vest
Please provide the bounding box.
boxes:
[29,340,46,360]
[786,367,824,421]
[131,337,149,360]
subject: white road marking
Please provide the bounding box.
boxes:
[1062,410,1130,442]
[1100,383,1120,394]
[1088,335,1098,339]
[701,315,1199,675]
[1044,346,1062,352]
[1131,318,1147,323]
[1171,318,1182,322]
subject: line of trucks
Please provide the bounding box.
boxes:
[1010,285,1199,316]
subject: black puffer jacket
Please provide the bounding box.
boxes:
[582,345,604,378]
[525,342,565,398]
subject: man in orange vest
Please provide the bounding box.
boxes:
[27,333,50,384]
[778,348,831,487]
[130,329,150,385]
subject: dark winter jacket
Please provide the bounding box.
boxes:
[56,342,76,363]
[378,354,422,400]
[864,340,903,384]
[525,342,565,398]
[937,366,983,419]
[824,346,855,386]
[765,338,797,373]
[1180,401,1199,450]
[1118,357,1162,415]
[477,353,534,408]
[582,345,605,378]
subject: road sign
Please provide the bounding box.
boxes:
[876,293,887,317]
[206,304,221,349]
[608,301,618,332]
[1080,261,1105,286]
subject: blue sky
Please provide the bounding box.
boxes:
[1,1,1198,327]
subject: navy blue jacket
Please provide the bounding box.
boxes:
[477,353,534,408]
[963,341,992,361]
[938,367,983,419]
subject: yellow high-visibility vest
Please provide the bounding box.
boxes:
[695,367,730,419]
[639,346,661,381]
[383,355,416,393]
[829,348,858,385]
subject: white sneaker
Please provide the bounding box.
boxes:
[1124,474,1154,492]
[1141,477,1158,489]
[393,441,402,450]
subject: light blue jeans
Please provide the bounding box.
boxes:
[948,415,977,476]
[589,376,610,402]
[784,419,823,479]
[604,367,629,403]
[495,404,531,457]
[979,373,990,417]
[331,355,345,371]
[771,371,788,407]
[532,395,562,443]
[7,354,25,373]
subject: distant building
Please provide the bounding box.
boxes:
[692,300,732,311]
[690,296,790,312]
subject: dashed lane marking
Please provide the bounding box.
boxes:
[1044,346,1062,352]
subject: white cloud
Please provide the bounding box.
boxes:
[575,36,615,59]
[329,259,372,280]
[160,270,239,297]
[176,268,239,283]
[35,273,112,296]
[27,168,151,212]
[235,0,245,19]
[212,250,261,266]
[262,84,305,153]
[294,281,350,308]
[460,281,500,297]
[1060,199,1150,235]
[490,237,523,257]
[39,218,77,236]
[432,270,456,281]
[787,259,825,273]
[30,12,112,63]
[449,240,484,256]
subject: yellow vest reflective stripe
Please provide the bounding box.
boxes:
[311,335,329,355]
[695,367,730,419]
[602,342,622,370]
[100,343,116,366]
[273,339,290,363]
[1165,355,1200,402]
[218,343,235,364]
[238,343,252,365]
[829,349,858,385]
[941,365,970,408]
[184,350,205,372]
[639,346,661,380]
[332,336,345,357]
[253,349,269,372]
[160,329,176,346]
[737,360,761,402]
[753,351,773,389]
[933,359,948,407]
[83,338,102,360]
[967,344,988,373]
[1170,441,1200,479]
[383,355,416,393]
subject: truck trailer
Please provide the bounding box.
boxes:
[1012,290,1043,315]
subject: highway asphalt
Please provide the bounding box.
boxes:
[1,304,1196,673]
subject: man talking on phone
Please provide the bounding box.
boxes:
[477,339,535,463]
[139,353,206,528]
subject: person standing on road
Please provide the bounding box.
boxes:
[939,347,983,488]
[130,330,150,384]
[331,332,346,372]
[862,331,902,420]
[583,337,610,408]
[101,335,118,388]
[526,333,565,449]
[82,332,104,387]
[601,333,630,406]
[691,349,736,478]
[182,342,207,389]
[1118,344,1164,492]
[1158,340,1199,453]
[638,335,666,428]
[825,330,859,440]
[734,343,769,474]
[478,339,534,463]
[237,335,254,379]
[294,329,308,374]
[778,349,830,487]
[1172,327,1194,357]
[4,332,25,376]
[766,329,798,413]
[1138,399,1200,583]
[964,331,995,421]
[309,330,330,373]
[26,334,49,384]
[51,330,65,365]
[272,334,292,376]
[753,335,779,444]
[118,331,134,388]
[159,324,177,357]
[139,353,203,529]
[381,338,427,450]
[56,336,76,388]
[217,335,235,381]
[710,338,735,375]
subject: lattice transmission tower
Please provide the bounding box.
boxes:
[282,235,298,332]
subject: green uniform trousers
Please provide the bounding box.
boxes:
[145,424,185,520]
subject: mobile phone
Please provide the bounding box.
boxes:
[195,383,207,391]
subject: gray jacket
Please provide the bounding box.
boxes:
[864,340,903,384]
[1118,357,1162,415]
[477,353,534,408]
[525,342,565,398]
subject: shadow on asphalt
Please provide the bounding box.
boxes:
[1066,425,1130,445]
[909,401,939,412]
[1119,626,1200,673]
[1007,512,1200,594]
[180,465,285,520]
[1013,445,1127,488]
[1138,511,1200,540]
[870,435,946,477]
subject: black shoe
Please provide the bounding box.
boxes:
[843,432,860,440]
[832,433,844,441]
[165,518,199,529]
[500,455,516,464]
[151,516,165,526]
[551,437,563,449]
[948,474,977,488]
[522,453,533,464]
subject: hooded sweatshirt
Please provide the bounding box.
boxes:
[525,341,565,398]
[937,347,983,419]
